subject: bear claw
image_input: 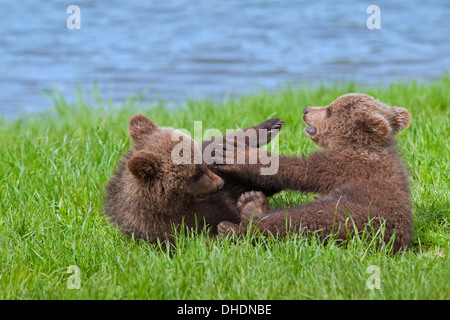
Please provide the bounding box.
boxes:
[217,221,240,234]
[258,118,284,131]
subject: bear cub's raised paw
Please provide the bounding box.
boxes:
[237,191,271,223]
[258,118,284,131]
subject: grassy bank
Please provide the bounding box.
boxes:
[0,76,449,299]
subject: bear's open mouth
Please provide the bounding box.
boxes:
[305,126,317,135]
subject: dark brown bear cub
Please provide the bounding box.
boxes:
[105,114,283,243]
[216,94,412,252]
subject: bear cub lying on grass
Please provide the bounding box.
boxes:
[105,114,283,243]
[216,94,413,253]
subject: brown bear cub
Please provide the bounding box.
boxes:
[105,114,283,243]
[216,94,412,252]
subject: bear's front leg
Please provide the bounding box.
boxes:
[201,118,283,152]
[213,147,286,195]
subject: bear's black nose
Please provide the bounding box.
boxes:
[303,107,309,114]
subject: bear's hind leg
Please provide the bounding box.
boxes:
[217,221,244,234]
[237,191,271,223]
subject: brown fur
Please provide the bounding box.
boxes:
[216,94,413,252]
[104,115,283,243]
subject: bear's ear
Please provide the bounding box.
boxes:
[354,112,391,144]
[127,151,160,180]
[391,107,411,132]
[129,114,158,142]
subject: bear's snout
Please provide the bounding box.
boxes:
[210,174,225,193]
[218,179,225,191]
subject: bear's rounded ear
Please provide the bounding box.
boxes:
[127,151,160,180]
[129,114,158,142]
[354,113,391,144]
[391,107,411,132]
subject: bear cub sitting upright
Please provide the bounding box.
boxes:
[105,114,283,243]
[216,94,413,252]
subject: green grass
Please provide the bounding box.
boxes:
[0,76,449,299]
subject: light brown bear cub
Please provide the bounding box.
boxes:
[216,94,412,252]
[105,114,283,243]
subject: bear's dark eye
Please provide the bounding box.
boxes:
[326,107,332,118]
[192,170,204,181]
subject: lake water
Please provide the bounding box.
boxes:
[1,0,449,117]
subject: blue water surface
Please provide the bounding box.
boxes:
[1,0,449,117]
